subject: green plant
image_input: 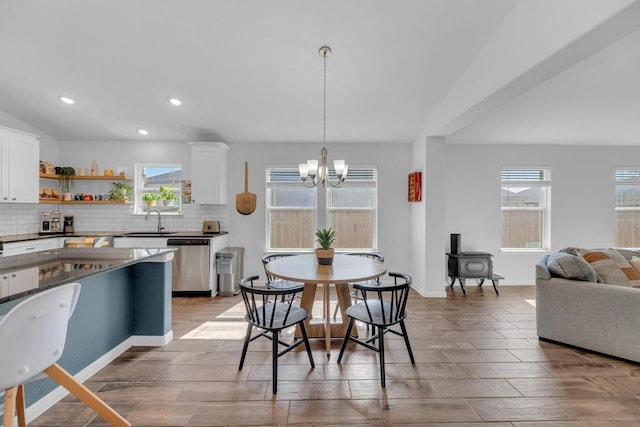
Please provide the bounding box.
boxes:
[57,166,76,194]
[159,186,175,200]
[142,192,159,203]
[109,182,133,202]
[315,228,337,250]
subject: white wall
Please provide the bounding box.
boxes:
[411,136,456,297]
[445,143,635,284]
[3,136,414,287]
[59,141,414,283]
[8,111,635,290]
[227,143,413,281]
[6,111,634,290]
[58,140,192,179]
[410,139,427,294]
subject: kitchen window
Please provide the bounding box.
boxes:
[615,169,640,247]
[501,167,550,250]
[266,167,378,251]
[134,163,182,215]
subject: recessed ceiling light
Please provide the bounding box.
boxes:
[59,96,75,105]
[169,98,182,106]
[137,129,149,135]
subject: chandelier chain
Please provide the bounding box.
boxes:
[323,48,327,147]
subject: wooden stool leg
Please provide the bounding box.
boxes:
[3,386,17,427]
[16,384,26,427]
[44,363,131,427]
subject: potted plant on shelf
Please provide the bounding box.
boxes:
[168,193,179,206]
[58,166,75,201]
[109,182,133,202]
[315,227,337,265]
[142,192,159,206]
[159,186,176,206]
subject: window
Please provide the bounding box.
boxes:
[501,167,550,250]
[266,168,316,250]
[266,167,377,251]
[327,168,377,250]
[615,169,640,247]
[134,163,182,215]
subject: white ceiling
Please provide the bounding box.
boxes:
[0,0,638,145]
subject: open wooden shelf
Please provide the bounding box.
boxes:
[39,198,130,205]
[39,173,131,180]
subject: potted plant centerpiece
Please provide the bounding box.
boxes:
[142,192,159,206]
[315,227,337,265]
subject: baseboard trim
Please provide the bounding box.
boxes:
[422,290,448,298]
[133,330,174,346]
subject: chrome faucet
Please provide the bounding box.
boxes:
[144,209,164,232]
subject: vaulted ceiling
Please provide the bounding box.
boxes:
[0,0,638,145]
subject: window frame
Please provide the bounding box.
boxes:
[133,162,183,216]
[500,167,551,251]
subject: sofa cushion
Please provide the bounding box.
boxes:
[546,252,597,282]
[577,248,640,287]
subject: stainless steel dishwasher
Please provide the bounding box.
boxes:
[167,238,211,296]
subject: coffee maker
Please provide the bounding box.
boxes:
[40,210,62,234]
[64,216,74,234]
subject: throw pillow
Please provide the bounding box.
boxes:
[629,255,640,274]
[559,247,580,257]
[577,248,640,287]
[546,252,597,282]
[618,249,640,261]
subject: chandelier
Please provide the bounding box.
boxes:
[299,46,348,188]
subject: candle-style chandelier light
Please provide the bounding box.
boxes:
[299,46,348,188]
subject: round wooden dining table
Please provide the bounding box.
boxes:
[265,253,387,355]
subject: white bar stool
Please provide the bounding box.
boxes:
[0,283,130,427]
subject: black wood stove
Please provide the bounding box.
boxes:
[446,251,501,295]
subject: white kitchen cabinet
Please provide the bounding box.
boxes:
[190,143,228,204]
[1,238,59,257]
[0,267,39,298]
[0,126,39,203]
[0,275,8,297]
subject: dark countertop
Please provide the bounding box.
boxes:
[0,247,176,304]
[0,231,227,244]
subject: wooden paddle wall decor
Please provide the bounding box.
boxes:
[236,161,256,215]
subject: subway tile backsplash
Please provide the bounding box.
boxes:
[0,203,229,237]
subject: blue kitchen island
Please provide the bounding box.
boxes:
[0,247,175,421]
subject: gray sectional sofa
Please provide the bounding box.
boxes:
[536,250,640,363]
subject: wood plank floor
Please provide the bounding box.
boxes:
[30,285,640,426]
